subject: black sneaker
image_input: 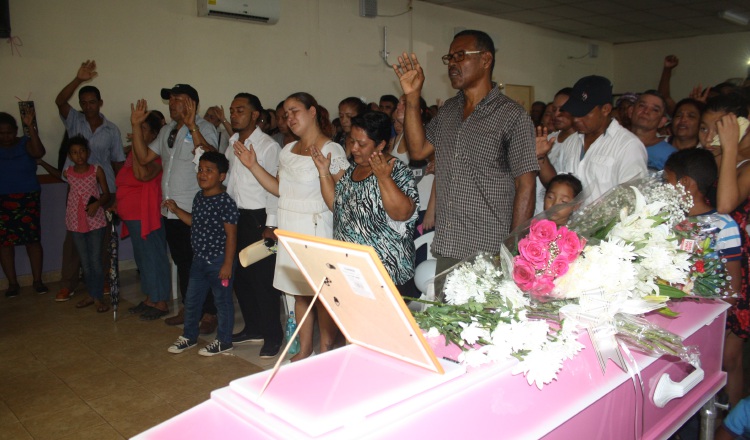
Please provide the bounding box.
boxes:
[128,301,149,314]
[33,282,49,294]
[4,284,19,298]
[259,341,281,359]
[199,339,234,357]
[167,336,197,354]
[231,331,264,345]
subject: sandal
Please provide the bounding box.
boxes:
[75,297,95,308]
[95,300,110,313]
[140,306,169,321]
[128,301,149,314]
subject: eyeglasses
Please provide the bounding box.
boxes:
[167,128,178,149]
[441,50,484,65]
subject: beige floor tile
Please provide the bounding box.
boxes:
[58,423,126,440]
[0,270,270,435]
[20,402,106,440]
[0,370,66,404]
[86,384,166,421]
[0,421,32,440]
[108,403,180,439]
[6,387,86,421]
[66,370,139,401]
[0,401,18,427]
[51,355,120,384]
[166,392,211,413]
[119,359,193,384]
[0,350,47,381]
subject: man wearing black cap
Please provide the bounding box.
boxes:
[543,75,647,205]
[130,85,220,332]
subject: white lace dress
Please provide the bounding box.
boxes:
[274,140,349,295]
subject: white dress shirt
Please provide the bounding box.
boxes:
[224,127,281,226]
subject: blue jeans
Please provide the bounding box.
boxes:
[71,227,106,300]
[183,254,235,344]
[124,219,171,302]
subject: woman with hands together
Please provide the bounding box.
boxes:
[315,111,420,300]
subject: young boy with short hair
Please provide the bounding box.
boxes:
[165,151,239,356]
[664,148,742,291]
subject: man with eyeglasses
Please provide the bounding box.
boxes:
[393,29,538,291]
[130,84,220,333]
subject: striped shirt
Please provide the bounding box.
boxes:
[425,84,538,260]
[699,211,742,262]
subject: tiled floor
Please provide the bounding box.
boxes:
[0,269,289,439]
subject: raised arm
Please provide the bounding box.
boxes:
[232,141,279,196]
[310,147,336,211]
[55,60,97,119]
[130,100,159,166]
[535,127,558,186]
[716,114,750,213]
[183,99,216,153]
[371,153,416,221]
[658,55,678,115]
[393,53,435,161]
[22,108,46,159]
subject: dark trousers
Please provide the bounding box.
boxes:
[164,218,216,315]
[234,209,283,344]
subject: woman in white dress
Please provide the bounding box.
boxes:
[233,92,349,361]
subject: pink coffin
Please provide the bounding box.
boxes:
[134,299,728,439]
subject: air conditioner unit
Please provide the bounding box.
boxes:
[197,0,280,25]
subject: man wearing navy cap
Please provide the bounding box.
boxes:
[130,84,220,332]
[539,75,647,205]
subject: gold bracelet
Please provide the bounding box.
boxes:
[190,127,198,133]
[319,173,331,178]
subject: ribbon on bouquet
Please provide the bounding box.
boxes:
[560,288,667,374]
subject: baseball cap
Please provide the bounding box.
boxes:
[560,75,613,117]
[160,84,199,104]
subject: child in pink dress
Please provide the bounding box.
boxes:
[63,136,111,312]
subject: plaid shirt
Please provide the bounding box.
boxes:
[426,84,538,260]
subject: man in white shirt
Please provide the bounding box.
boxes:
[223,93,283,358]
[541,75,647,205]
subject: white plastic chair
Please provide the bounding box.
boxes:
[409,231,436,312]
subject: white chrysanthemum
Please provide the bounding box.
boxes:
[511,346,565,390]
[460,321,491,345]
[424,327,440,339]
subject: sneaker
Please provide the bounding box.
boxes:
[231,330,264,345]
[259,341,281,359]
[33,282,49,294]
[198,339,233,357]
[4,284,20,298]
[167,336,197,354]
[55,288,74,302]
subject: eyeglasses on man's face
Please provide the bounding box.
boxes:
[441,50,484,65]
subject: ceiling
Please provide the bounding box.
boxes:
[419,0,750,44]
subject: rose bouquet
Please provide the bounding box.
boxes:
[512,219,585,299]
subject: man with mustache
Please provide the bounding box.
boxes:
[393,30,538,290]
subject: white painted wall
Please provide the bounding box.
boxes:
[613,32,750,99]
[1,0,614,162]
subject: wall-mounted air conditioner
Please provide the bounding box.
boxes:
[197,0,280,25]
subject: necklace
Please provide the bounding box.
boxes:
[299,134,322,155]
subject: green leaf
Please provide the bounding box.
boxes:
[656,307,680,318]
[658,284,687,298]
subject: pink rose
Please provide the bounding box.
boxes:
[518,237,550,270]
[557,230,584,260]
[529,219,558,243]
[531,276,556,297]
[550,257,569,277]
[513,256,537,290]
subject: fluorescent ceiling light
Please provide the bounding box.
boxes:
[718,10,749,26]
